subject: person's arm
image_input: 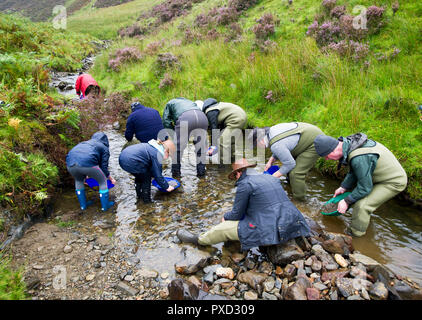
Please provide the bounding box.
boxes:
[270,142,296,176]
[206,110,220,131]
[344,155,377,205]
[124,116,134,142]
[206,110,220,155]
[224,182,250,221]
[341,172,357,191]
[98,145,110,178]
[162,103,173,129]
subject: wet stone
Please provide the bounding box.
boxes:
[284,276,311,300]
[306,287,320,300]
[244,291,258,300]
[116,281,139,296]
[265,239,305,265]
[237,271,267,290]
[262,292,277,300]
[336,278,355,298]
[370,281,389,300]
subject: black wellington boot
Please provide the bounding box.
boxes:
[171,163,181,177]
[176,229,199,245]
[196,163,206,177]
[140,179,152,204]
[135,183,142,199]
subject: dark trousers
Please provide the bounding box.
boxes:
[133,171,152,203]
[174,109,209,166]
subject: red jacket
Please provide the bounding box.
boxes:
[75,74,100,97]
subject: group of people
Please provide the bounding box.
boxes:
[66,76,408,250]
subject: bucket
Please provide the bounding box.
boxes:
[152,177,181,192]
[85,178,115,189]
[263,165,280,175]
[320,192,352,216]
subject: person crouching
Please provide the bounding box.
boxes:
[119,139,176,203]
[66,132,116,212]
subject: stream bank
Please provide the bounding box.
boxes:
[3,41,422,300]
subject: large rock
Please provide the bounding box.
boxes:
[392,279,422,300]
[370,281,389,300]
[237,271,267,290]
[174,247,212,275]
[168,279,229,300]
[349,253,380,270]
[336,278,355,298]
[265,239,306,265]
[284,276,312,300]
[321,269,350,282]
[311,245,338,270]
[321,232,354,255]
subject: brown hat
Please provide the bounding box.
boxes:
[228,158,257,180]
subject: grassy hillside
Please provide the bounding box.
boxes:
[0,13,96,218]
[68,0,422,199]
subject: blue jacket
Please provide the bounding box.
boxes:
[224,169,310,251]
[125,103,165,143]
[66,132,110,177]
[119,143,169,190]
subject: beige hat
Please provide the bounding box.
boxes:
[228,158,257,180]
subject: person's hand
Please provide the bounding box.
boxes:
[333,186,346,198]
[108,176,116,185]
[221,216,225,223]
[272,171,283,178]
[166,185,175,192]
[337,199,349,214]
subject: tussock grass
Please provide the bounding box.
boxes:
[69,0,422,198]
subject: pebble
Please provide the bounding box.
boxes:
[216,267,235,280]
[124,275,134,282]
[63,245,73,254]
[32,265,44,270]
[334,254,349,268]
[161,272,169,280]
[86,274,95,282]
[244,291,258,300]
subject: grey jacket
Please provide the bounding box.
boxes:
[224,169,310,251]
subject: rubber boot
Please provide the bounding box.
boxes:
[171,163,181,177]
[135,182,142,199]
[75,189,93,211]
[176,229,199,245]
[196,163,206,177]
[140,180,152,204]
[99,189,115,212]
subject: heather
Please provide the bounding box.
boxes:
[86,0,422,199]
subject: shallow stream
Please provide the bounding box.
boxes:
[52,127,422,287]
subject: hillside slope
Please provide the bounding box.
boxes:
[0,0,134,21]
[68,0,422,199]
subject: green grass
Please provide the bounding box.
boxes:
[67,0,163,39]
[0,255,27,300]
[65,0,422,199]
[0,13,95,216]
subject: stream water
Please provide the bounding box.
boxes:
[51,126,422,287]
[48,68,422,288]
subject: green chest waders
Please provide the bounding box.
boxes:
[269,123,323,200]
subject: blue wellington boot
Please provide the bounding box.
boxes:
[75,189,93,211]
[99,189,115,212]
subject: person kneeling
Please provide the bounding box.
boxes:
[177,158,311,250]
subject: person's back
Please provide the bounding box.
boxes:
[119,143,156,173]
[75,73,100,98]
[66,132,109,172]
[125,102,165,143]
[225,169,310,250]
